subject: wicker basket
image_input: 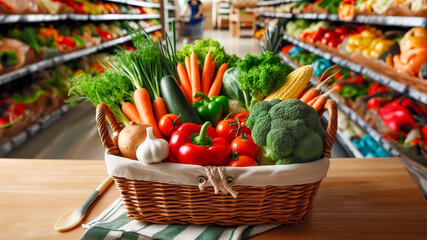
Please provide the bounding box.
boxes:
[96,100,338,226]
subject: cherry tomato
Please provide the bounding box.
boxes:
[216,118,251,143]
[158,114,181,137]
[228,155,258,167]
[230,133,259,159]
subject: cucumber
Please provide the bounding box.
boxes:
[160,75,203,124]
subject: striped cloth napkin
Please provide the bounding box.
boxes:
[81,198,280,240]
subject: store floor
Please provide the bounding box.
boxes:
[6,30,350,159]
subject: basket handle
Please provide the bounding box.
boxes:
[320,100,338,158]
[96,103,122,156]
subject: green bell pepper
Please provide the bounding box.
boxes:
[192,92,229,127]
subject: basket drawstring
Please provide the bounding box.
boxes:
[198,166,238,199]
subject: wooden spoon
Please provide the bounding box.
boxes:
[54,176,113,232]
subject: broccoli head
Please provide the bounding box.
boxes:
[236,52,293,99]
[247,99,326,165]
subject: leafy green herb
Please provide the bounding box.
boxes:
[68,72,133,125]
[106,25,177,101]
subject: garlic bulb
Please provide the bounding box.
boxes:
[136,127,169,164]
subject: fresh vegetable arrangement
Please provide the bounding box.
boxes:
[68,23,335,168]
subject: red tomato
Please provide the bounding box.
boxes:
[158,114,181,137]
[230,133,259,159]
[228,155,258,167]
[232,111,250,125]
[216,119,251,143]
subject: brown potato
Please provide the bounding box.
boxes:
[118,122,150,160]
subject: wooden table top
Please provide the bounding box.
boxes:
[0,157,426,240]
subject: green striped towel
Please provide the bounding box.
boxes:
[81,198,280,240]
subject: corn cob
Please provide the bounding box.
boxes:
[264,65,313,101]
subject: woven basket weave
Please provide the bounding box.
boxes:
[96,100,338,226]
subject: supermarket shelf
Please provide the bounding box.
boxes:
[282,34,427,105]
[259,12,427,28]
[0,104,73,157]
[167,5,176,10]
[257,0,307,7]
[279,51,400,157]
[260,12,292,18]
[104,0,161,8]
[0,25,163,87]
[0,13,161,24]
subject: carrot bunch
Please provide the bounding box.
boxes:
[104,29,179,138]
[177,51,229,103]
[299,67,341,112]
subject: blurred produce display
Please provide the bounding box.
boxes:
[0,19,161,75]
[0,0,160,15]
[258,0,427,17]
[280,43,427,165]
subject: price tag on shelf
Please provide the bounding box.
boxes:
[69,14,89,21]
[11,132,28,147]
[28,59,53,73]
[407,88,427,105]
[27,124,41,136]
[317,14,328,20]
[0,142,13,157]
[387,80,407,93]
[61,104,72,112]
[361,68,389,85]
[0,68,28,86]
[2,15,21,23]
[328,14,339,21]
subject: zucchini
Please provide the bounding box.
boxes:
[160,75,203,124]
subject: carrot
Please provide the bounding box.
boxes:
[185,56,192,87]
[209,60,216,89]
[177,63,193,103]
[307,96,319,106]
[208,63,228,98]
[121,102,142,124]
[201,51,213,94]
[134,88,162,138]
[153,97,168,123]
[190,52,201,102]
[300,69,339,103]
[311,87,336,111]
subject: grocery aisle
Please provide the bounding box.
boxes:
[5,30,350,159]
